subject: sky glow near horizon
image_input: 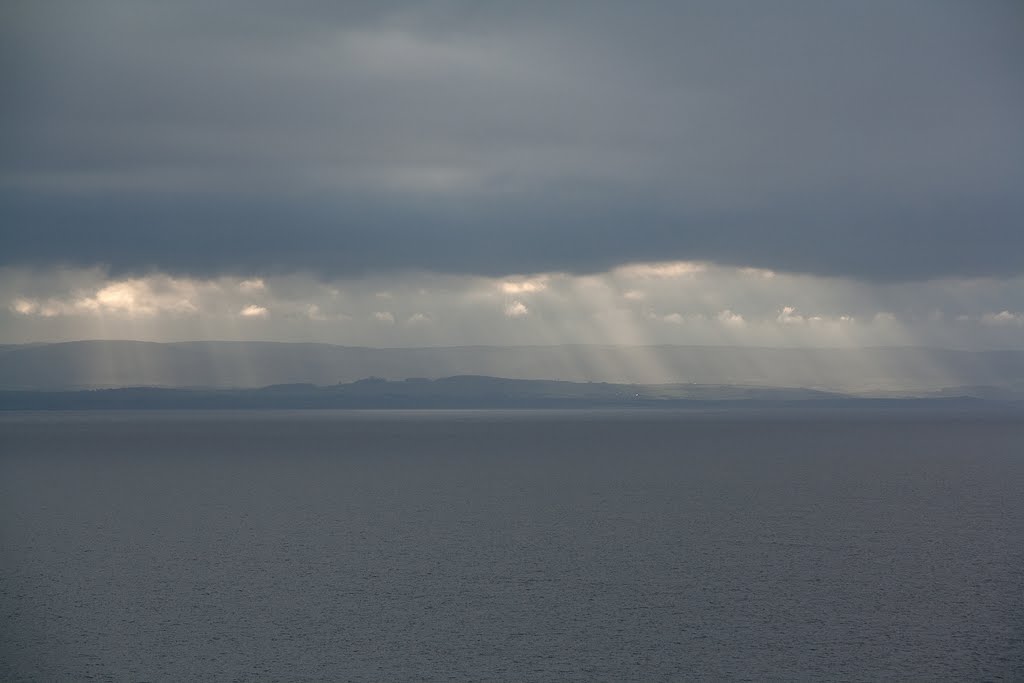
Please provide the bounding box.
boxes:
[3,263,1023,349]
[2,1,1022,351]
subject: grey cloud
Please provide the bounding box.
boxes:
[4,265,1024,351]
[2,1,1022,280]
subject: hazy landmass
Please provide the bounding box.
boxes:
[1,374,1021,412]
[2,341,1024,398]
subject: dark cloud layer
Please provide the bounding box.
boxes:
[2,1,1022,280]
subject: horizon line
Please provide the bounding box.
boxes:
[5,339,1024,354]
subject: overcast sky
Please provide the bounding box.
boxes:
[2,1,1022,348]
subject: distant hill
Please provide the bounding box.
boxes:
[1,341,1023,396]
[2,375,1020,411]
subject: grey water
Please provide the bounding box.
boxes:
[1,410,1022,681]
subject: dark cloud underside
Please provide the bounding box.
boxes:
[2,1,1022,280]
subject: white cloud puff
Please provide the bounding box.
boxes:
[406,312,431,325]
[11,298,38,315]
[662,312,685,324]
[717,309,745,327]
[12,278,200,318]
[240,304,268,318]
[501,277,548,294]
[777,306,804,325]
[305,304,327,321]
[981,310,1023,326]
[616,261,706,279]
[238,278,266,293]
[505,301,529,318]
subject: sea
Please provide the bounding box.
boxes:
[1,410,1022,681]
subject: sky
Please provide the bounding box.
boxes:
[2,1,1023,349]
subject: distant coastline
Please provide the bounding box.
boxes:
[3,341,1024,396]
[2,375,1022,411]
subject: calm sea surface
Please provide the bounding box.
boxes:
[1,410,1022,681]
